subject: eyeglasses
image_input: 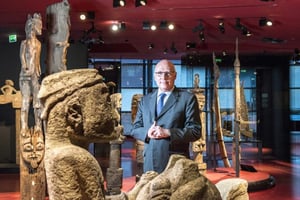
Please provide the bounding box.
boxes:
[154,71,175,77]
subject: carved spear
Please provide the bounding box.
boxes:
[212,52,231,167]
[233,38,241,176]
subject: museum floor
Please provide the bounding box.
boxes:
[0,137,299,200]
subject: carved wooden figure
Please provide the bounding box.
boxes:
[131,94,144,180]
[46,0,70,75]
[19,13,43,135]
[233,38,242,176]
[19,13,46,199]
[20,128,46,200]
[191,74,208,174]
[106,92,126,195]
[212,53,231,168]
[0,80,22,164]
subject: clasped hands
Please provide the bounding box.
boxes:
[147,121,170,139]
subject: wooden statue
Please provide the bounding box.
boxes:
[19,13,43,135]
[46,0,70,75]
[0,80,22,164]
[233,38,242,176]
[212,52,231,168]
[131,94,144,180]
[191,74,208,174]
[19,13,46,200]
[19,128,46,200]
[106,92,126,195]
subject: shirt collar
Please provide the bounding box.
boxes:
[157,87,174,97]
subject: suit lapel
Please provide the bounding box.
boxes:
[157,88,179,118]
[149,91,158,119]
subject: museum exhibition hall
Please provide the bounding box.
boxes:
[0,0,299,200]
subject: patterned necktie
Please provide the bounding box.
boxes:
[157,93,166,115]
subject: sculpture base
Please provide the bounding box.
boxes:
[105,192,127,200]
[206,167,276,191]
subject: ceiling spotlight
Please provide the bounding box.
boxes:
[170,42,178,54]
[159,21,175,30]
[148,43,154,49]
[168,23,175,30]
[111,24,119,31]
[159,21,167,30]
[111,22,126,31]
[199,31,205,42]
[113,0,126,7]
[193,21,205,33]
[150,24,157,31]
[259,17,273,26]
[80,14,86,20]
[163,48,168,54]
[218,19,225,33]
[235,18,242,30]
[242,28,252,37]
[186,42,196,49]
[235,18,252,36]
[135,0,147,7]
[79,11,95,21]
[142,21,150,30]
[98,35,104,44]
[119,22,126,30]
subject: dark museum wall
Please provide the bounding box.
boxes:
[0,42,88,163]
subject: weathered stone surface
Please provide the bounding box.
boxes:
[215,178,249,200]
[38,69,120,200]
[127,154,222,200]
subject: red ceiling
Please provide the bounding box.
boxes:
[0,0,300,59]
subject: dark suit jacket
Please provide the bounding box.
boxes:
[130,87,201,173]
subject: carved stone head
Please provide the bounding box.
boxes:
[38,69,118,144]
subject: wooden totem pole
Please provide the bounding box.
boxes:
[212,52,231,168]
[19,13,46,200]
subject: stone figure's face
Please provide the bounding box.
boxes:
[21,130,45,169]
[76,83,116,141]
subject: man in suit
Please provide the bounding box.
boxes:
[130,59,202,173]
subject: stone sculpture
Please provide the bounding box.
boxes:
[126,154,222,200]
[46,0,70,75]
[38,69,120,200]
[215,178,249,200]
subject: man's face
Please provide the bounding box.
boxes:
[154,60,177,92]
